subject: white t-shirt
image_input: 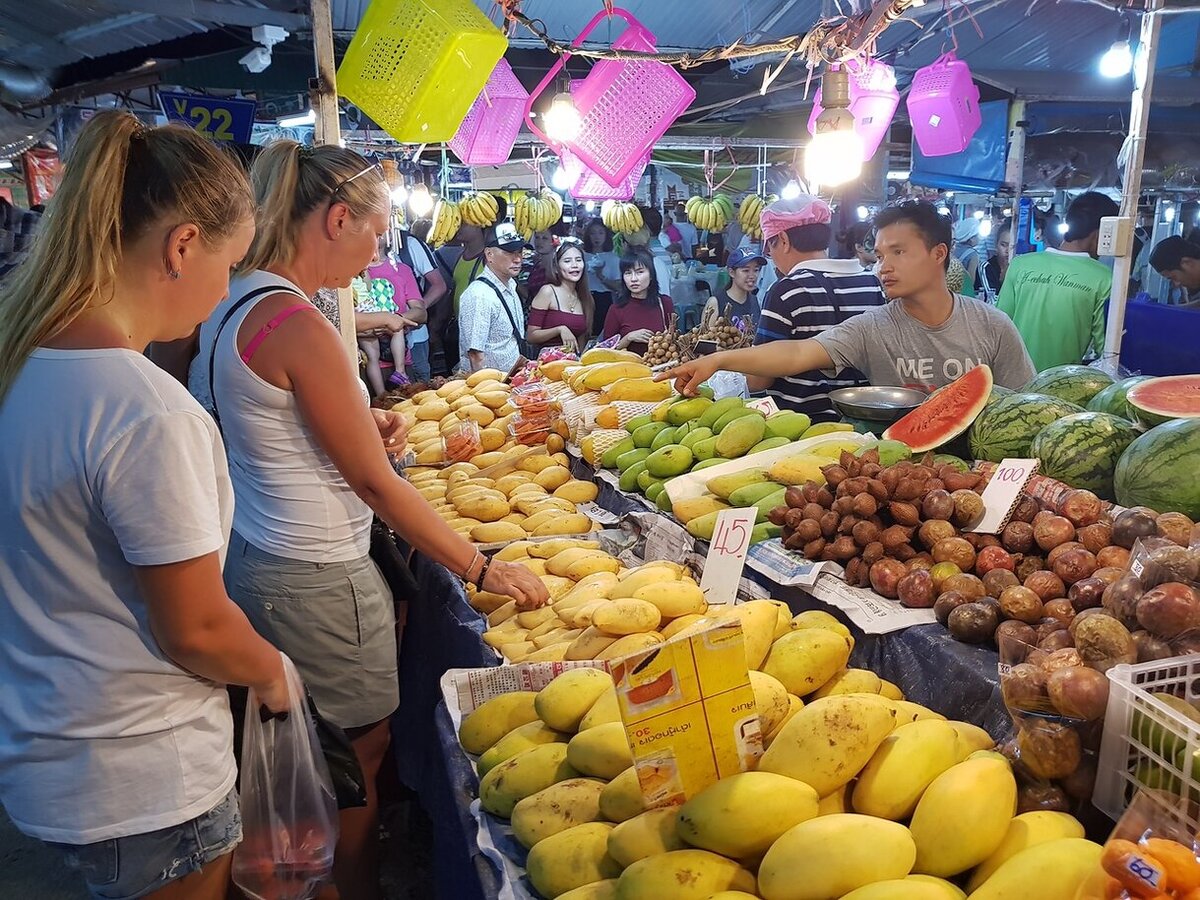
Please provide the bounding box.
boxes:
[0,349,236,843]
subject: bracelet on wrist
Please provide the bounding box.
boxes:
[477,556,493,588]
[463,550,483,585]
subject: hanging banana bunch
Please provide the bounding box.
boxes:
[428,199,462,248]
[686,193,734,233]
[600,200,644,235]
[514,190,563,238]
[459,191,499,227]
[737,192,778,240]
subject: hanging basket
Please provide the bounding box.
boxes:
[807,57,900,162]
[907,52,982,157]
[448,58,529,166]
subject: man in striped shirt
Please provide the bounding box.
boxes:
[751,195,886,421]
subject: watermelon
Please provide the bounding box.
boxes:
[882,365,994,453]
[1114,417,1200,518]
[985,385,1014,407]
[1126,375,1200,429]
[1029,412,1140,500]
[1023,365,1115,407]
[969,393,1086,462]
[1086,375,1152,418]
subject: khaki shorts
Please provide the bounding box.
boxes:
[225,533,398,730]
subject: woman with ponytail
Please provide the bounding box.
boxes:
[194,141,547,899]
[0,111,290,898]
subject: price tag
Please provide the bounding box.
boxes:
[699,508,756,607]
[746,396,780,416]
[578,501,619,525]
[968,458,1039,534]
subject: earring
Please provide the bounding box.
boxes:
[169,270,180,280]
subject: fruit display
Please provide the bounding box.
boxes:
[1086,375,1153,417]
[454,618,1104,900]
[884,365,995,454]
[427,197,462,248]
[1028,412,1139,501]
[458,190,500,227]
[600,200,643,236]
[969,393,1087,462]
[1023,364,1116,408]
[678,305,755,356]
[685,193,734,232]
[1115,418,1200,519]
[1125,374,1200,428]
[515,189,564,237]
[736,193,777,241]
[643,314,682,368]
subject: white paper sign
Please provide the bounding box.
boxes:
[968,458,1040,534]
[699,508,757,607]
[746,396,780,416]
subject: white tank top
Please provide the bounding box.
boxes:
[209,271,372,562]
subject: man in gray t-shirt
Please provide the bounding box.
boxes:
[659,202,1037,397]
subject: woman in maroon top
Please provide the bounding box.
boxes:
[602,246,674,355]
[527,239,594,353]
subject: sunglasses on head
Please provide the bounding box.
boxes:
[331,162,384,198]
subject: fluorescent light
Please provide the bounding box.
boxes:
[978,217,993,238]
[1099,40,1133,78]
[886,170,910,181]
[277,109,316,128]
[1165,206,1176,223]
[543,91,581,142]
[551,165,572,191]
[781,179,802,200]
[0,159,12,170]
[856,205,870,221]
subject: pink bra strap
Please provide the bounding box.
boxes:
[240,303,315,364]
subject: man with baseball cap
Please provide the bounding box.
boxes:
[747,194,887,421]
[703,247,767,325]
[457,223,529,373]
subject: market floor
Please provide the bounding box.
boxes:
[0,792,435,899]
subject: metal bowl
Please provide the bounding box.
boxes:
[829,386,928,423]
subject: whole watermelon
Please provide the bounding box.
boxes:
[985,385,1014,408]
[1029,412,1140,500]
[1024,365,1115,407]
[1086,375,1151,419]
[969,393,1086,462]
[1115,418,1200,518]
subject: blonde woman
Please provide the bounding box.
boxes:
[196,141,547,899]
[0,112,290,898]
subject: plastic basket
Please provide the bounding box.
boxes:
[525,9,695,188]
[906,52,981,157]
[337,0,507,143]
[1094,655,1200,831]
[448,58,528,166]
[564,148,649,200]
[807,58,900,161]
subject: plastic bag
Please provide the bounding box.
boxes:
[233,655,338,900]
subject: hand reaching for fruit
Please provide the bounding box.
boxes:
[486,559,550,610]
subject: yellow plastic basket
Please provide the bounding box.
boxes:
[337,0,507,143]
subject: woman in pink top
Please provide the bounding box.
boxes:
[602,246,674,355]
[526,239,593,353]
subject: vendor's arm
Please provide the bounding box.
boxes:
[658,339,835,396]
[356,310,406,333]
[404,299,428,326]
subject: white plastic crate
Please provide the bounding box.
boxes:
[1095,654,1200,830]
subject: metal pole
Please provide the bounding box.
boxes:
[1103,0,1163,366]
[309,0,356,357]
[1004,100,1026,266]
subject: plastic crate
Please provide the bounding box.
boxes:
[906,52,981,157]
[564,148,649,200]
[807,57,899,161]
[1094,655,1200,831]
[337,0,507,143]
[525,8,695,188]
[448,58,528,166]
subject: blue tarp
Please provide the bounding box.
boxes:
[910,99,1009,193]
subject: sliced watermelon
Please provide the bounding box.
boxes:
[883,365,994,453]
[1127,375,1200,428]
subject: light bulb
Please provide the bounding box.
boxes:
[1099,40,1133,78]
[1165,205,1176,223]
[390,184,409,205]
[973,210,985,220]
[0,160,11,170]
[277,109,316,128]
[946,192,955,199]
[1058,222,1070,235]
[551,165,572,191]
[543,91,581,142]
[805,71,862,189]
[409,185,434,217]
[781,179,802,200]
[1002,207,1013,217]
[585,200,596,212]
[978,217,993,238]
[938,206,951,216]
[856,206,870,221]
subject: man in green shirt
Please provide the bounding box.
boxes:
[996,192,1117,370]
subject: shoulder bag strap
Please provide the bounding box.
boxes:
[473,276,531,358]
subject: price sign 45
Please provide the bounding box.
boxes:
[711,511,755,558]
[699,508,756,607]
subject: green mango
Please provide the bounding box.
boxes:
[728,482,785,508]
[751,522,783,544]
[601,436,636,469]
[637,469,665,493]
[856,438,912,466]
[749,436,792,455]
[691,458,726,471]
[716,414,767,458]
[625,414,653,435]
[697,397,746,430]
[800,422,855,439]
[696,384,715,399]
[619,460,648,492]
[712,406,763,433]
[707,469,770,500]
[646,445,695,479]
[650,426,680,452]
[692,436,719,461]
[764,411,812,441]
[686,510,720,541]
[666,396,714,426]
[674,420,696,439]
[656,486,675,512]
[632,421,671,448]
[615,447,651,473]
[646,481,666,503]
[752,488,787,522]
[680,427,714,451]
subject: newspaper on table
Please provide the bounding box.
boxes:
[577,500,620,525]
[809,573,937,635]
[745,538,844,588]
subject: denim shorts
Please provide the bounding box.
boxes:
[406,338,431,383]
[48,789,240,900]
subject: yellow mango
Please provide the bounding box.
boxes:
[501,512,528,526]
[415,399,452,421]
[878,678,904,701]
[965,811,1086,893]
[517,453,559,474]
[606,808,686,868]
[533,629,581,650]
[481,626,529,650]
[579,687,620,731]
[748,670,791,736]
[592,599,662,636]
[455,494,511,523]
[812,667,882,698]
[582,362,652,391]
[546,548,609,578]
[479,743,579,818]
[758,694,896,796]
[532,513,593,537]
[660,614,708,640]
[949,721,995,755]
[458,691,539,755]
[556,573,621,612]
[616,850,756,899]
[671,494,731,524]
[536,667,614,732]
[630,581,706,618]
[503,641,536,662]
[534,464,573,491]
[852,719,963,821]
[524,642,571,663]
[909,756,1017,877]
[487,599,519,627]
[599,376,672,403]
[470,521,527,544]
[615,566,682,597]
[474,390,511,410]
[466,367,505,387]
[566,555,622,582]
[494,472,533,494]
[516,606,559,630]
[456,404,495,427]
[554,480,600,503]
[790,609,854,649]
[467,589,515,615]
[511,777,606,849]
[528,538,600,559]
[477,720,567,776]
[816,783,853,816]
[539,574,576,602]
[567,721,634,780]
[509,483,548,500]
[891,699,945,725]
[965,838,1102,900]
[522,559,548,577]
[598,766,645,824]
[678,771,819,859]
[758,814,916,900]
[721,599,781,670]
[839,878,964,900]
[595,632,663,661]
[415,445,445,465]
[563,600,610,631]
[469,450,506,468]
[527,822,621,900]
[764,694,804,749]
[762,628,851,697]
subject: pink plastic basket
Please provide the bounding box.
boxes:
[525,9,695,188]
[906,52,982,157]
[449,58,529,166]
[563,148,649,200]
[807,57,899,161]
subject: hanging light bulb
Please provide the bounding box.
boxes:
[978,217,994,238]
[1100,37,1133,78]
[1165,205,1177,223]
[938,206,951,216]
[804,68,863,188]
[973,210,985,220]
[390,183,409,205]
[409,184,434,217]
[584,200,596,212]
[781,179,803,200]
[856,205,870,221]
[551,165,572,191]
[543,84,582,142]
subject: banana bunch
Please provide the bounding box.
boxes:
[429,199,462,248]
[686,193,734,233]
[737,192,779,240]
[600,200,644,235]
[460,191,499,228]
[514,190,563,237]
